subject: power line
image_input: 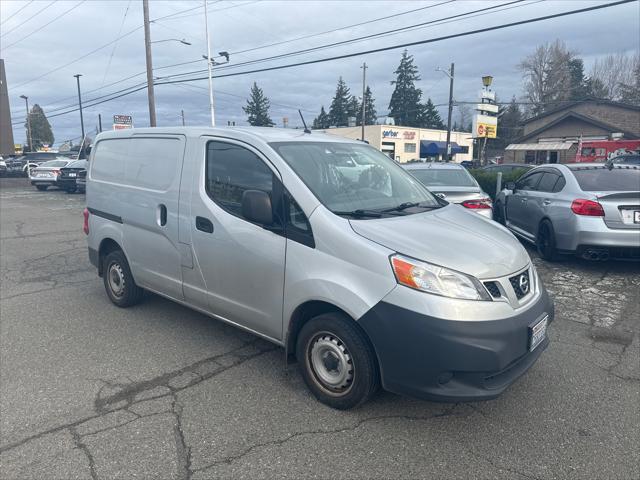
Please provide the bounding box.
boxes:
[1,1,86,51]
[142,0,532,83]
[10,0,633,124]
[0,0,35,26]
[0,0,56,38]
[100,0,133,87]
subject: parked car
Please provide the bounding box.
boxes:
[482,163,534,175]
[11,152,74,176]
[76,169,87,193]
[58,160,88,193]
[86,127,553,409]
[403,162,493,218]
[460,160,475,169]
[494,163,640,261]
[0,159,6,176]
[29,159,74,190]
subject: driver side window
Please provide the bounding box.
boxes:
[516,172,544,191]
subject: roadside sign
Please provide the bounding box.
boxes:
[113,115,133,130]
[472,114,497,139]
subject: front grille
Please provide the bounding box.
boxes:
[483,281,501,298]
[509,270,530,299]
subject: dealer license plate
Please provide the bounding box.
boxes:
[635,211,640,223]
[529,316,548,352]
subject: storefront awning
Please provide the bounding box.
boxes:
[505,143,574,151]
[420,141,462,156]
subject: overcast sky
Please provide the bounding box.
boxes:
[1,0,638,146]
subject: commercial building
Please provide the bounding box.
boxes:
[505,100,640,164]
[0,59,15,157]
[317,125,474,163]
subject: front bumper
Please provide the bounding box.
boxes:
[358,285,554,402]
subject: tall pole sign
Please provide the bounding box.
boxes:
[472,75,498,165]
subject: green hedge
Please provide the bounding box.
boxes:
[468,168,530,200]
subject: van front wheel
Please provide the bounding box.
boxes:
[297,313,379,409]
[103,250,144,307]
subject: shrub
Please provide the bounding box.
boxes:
[468,168,530,200]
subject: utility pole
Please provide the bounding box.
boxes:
[445,63,454,162]
[203,0,215,126]
[73,74,85,141]
[360,62,367,141]
[20,95,33,152]
[98,114,102,132]
[181,109,185,126]
[142,0,157,127]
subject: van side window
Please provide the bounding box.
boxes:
[285,190,314,248]
[91,139,127,182]
[206,141,274,219]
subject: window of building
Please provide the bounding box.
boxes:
[404,143,416,153]
[206,141,274,219]
[459,146,469,154]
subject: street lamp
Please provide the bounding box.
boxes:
[436,63,455,162]
[19,95,33,152]
[482,75,494,89]
[73,74,85,142]
[151,38,191,45]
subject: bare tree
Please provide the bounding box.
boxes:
[455,103,471,131]
[519,40,575,115]
[590,52,640,100]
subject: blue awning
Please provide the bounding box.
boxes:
[420,141,462,156]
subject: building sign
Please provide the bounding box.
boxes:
[472,114,497,139]
[113,115,133,130]
[382,129,399,138]
[402,131,416,140]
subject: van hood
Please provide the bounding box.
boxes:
[349,204,529,279]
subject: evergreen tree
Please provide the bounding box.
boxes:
[25,104,54,150]
[312,106,330,129]
[358,85,377,126]
[568,58,590,101]
[328,77,351,127]
[418,98,445,129]
[347,96,360,125]
[388,50,423,127]
[243,82,274,127]
[495,96,523,149]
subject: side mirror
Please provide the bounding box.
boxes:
[242,190,273,225]
[505,181,516,191]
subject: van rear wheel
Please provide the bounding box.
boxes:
[103,250,144,307]
[296,313,379,409]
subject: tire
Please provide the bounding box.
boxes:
[537,219,558,261]
[296,313,379,410]
[65,187,77,193]
[36,185,47,191]
[102,250,144,307]
[493,200,505,224]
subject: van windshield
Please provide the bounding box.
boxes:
[270,141,441,216]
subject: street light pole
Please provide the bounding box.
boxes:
[20,95,33,152]
[360,62,367,141]
[203,0,215,127]
[142,0,157,127]
[443,62,455,162]
[73,74,85,141]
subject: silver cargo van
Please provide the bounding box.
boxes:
[85,127,554,409]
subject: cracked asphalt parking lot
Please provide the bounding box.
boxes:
[1,177,638,480]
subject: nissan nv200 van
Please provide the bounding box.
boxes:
[85,127,554,409]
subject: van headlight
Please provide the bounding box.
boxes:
[390,254,491,301]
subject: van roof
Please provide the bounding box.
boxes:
[94,126,359,145]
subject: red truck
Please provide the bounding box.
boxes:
[575,139,640,162]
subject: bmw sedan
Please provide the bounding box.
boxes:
[403,162,493,218]
[494,163,640,261]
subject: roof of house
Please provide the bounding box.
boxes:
[517,110,639,143]
[522,98,640,124]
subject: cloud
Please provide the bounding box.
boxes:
[1,0,638,144]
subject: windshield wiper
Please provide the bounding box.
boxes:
[379,202,438,213]
[332,209,382,218]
